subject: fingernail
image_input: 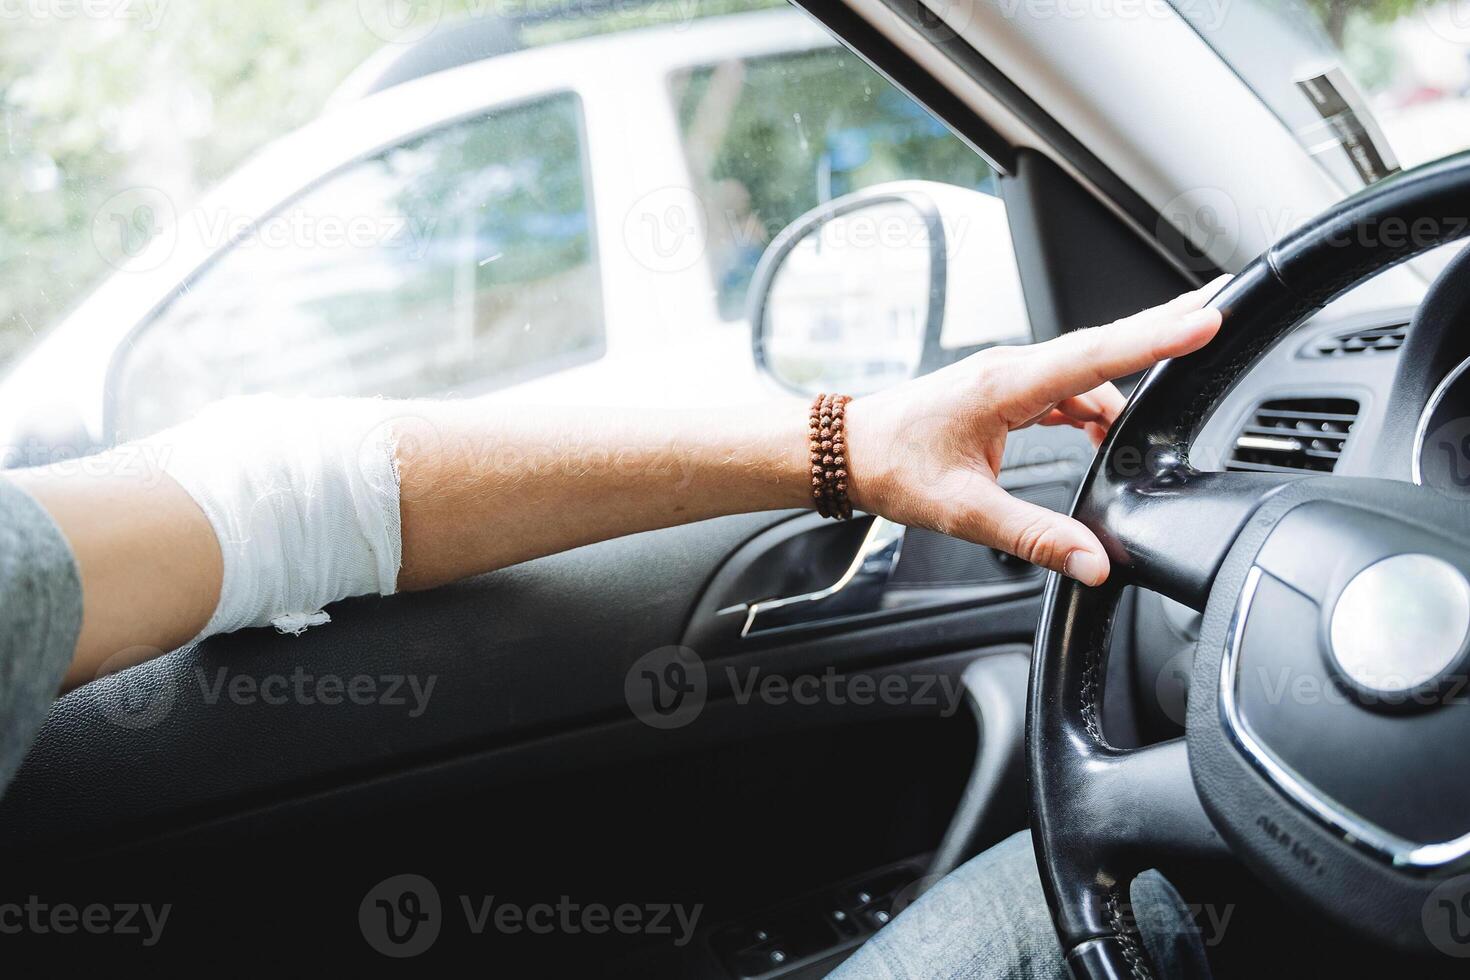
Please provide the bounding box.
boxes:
[1063,550,1107,586]
[1179,308,1220,331]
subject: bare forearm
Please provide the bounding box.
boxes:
[13,464,222,690]
[395,400,812,591]
[18,397,815,689]
[15,279,1224,695]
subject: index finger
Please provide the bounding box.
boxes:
[1005,276,1229,417]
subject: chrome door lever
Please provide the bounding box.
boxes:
[718,516,906,637]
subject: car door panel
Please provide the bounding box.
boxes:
[0,421,1094,979]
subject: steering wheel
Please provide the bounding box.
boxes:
[1029,151,1470,978]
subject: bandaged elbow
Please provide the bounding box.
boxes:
[144,395,404,642]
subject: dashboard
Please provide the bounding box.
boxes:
[1190,305,1416,483]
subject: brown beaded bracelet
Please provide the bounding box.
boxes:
[809,392,853,520]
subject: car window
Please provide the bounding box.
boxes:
[671,47,999,321]
[112,93,602,441]
[6,1,1028,449]
[1171,0,1470,185]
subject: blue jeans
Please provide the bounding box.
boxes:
[829,832,1212,980]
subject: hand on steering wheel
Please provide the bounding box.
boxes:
[1030,150,1470,978]
[847,274,1230,587]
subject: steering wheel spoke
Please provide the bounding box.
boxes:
[1080,740,1228,865]
[1089,463,1297,611]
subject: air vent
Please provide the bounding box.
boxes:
[1226,398,1359,474]
[1304,324,1406,358]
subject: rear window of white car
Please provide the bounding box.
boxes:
[670,47,998,320]
[111,92,602,441]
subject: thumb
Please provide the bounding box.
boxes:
[958,482,1110,586]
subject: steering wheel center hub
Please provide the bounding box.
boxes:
[1328,553,1470,701]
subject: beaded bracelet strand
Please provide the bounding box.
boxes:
[809,392,853,520]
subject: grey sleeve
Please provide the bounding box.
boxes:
[0,477,83,797]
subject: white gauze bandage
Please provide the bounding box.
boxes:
[145,395,404,641]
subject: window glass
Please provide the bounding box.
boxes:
[1172,0,1470,183]
[4,0,1025,455]
[671,48,999,320]
[113,93,601,440]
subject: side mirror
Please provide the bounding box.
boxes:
[748,181,1028,396]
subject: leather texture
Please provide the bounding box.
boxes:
[1029,151,1470,980]
[1187,477,1470,953]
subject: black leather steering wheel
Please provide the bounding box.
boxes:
[1029,150,1470,978]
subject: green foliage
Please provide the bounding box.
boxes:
[0,0,735,368]
[1303,0,1427,45]
[0,1,387,364]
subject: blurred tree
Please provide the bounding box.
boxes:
[0,0,761,368]
[1305,0,1427,45]
[0,1,387,365]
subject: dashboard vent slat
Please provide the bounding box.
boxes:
[1304,324,1407,358]
[1226,397,1359,474]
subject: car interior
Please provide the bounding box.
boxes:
[4,0,1470,977]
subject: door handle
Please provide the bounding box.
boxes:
[718,517,906,637]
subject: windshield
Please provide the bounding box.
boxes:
[1174,0,1470,185]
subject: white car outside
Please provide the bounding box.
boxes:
[0,7,1025,463]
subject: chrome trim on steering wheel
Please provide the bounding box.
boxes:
[1411,350,1470,486]
[1220,566,1470,871]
